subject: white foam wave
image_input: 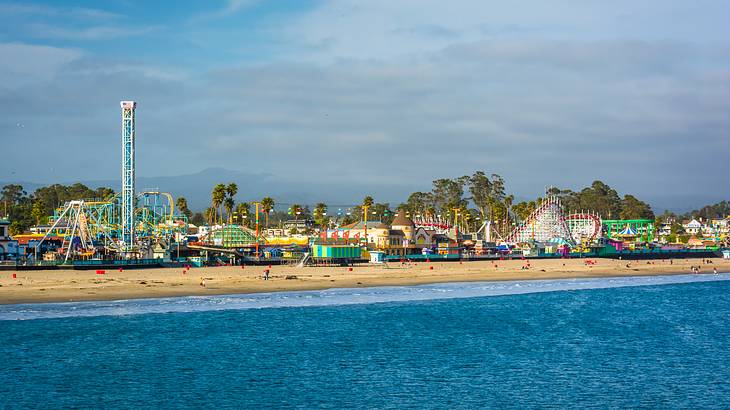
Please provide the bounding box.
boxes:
[1,273,729,321]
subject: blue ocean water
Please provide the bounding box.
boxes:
[2,274,730,408]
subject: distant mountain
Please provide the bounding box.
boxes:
[1,167,415,211]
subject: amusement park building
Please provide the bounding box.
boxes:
[682,219,703,235]
[0,219,19,261]
[334,215,452,256]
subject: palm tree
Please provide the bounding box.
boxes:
[235,202,250,227]
[314,202,328,228]
[290,204,303,221]
[226,183,238,201]
[204,207,216,225]
[224,197,235,224]
[211,184,226,225]
[502,194,514,236]
[362,195,374,209]
[175,197,192,218]
[261,197,275,228]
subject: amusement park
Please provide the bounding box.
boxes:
[0,101,728,270]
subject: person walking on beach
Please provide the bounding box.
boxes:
[264,269,270,281]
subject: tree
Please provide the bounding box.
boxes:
[94,187,115,200]
[190,212,205,226]
[362,196,374,208]
[176,197,192,218]
[577,181,622,219]
[401,192,433,217]
[1,184,26,205]
[31,183,115,221]
[512,200,537,222]
[501,194,514,235]
[372,203,393,224]
[620,195,655,220]
[235,202,251,228]
[261,197,275,228]
[31,200,46,225]
[223,197,235,223]
[204,207,217,225]
[2,184,25,218]
[468,171,492,221]
[2,184,32,233]
[313,202,328,228]
[290,204,303,221]
[431,178,467,214]
[226,183,238,199]
[686,200,730,220]
[211,184,226,224]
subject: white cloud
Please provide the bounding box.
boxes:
[0,3,122,20]
[25,22,162,40]
[0,42,82,85]
[190,0,261,22]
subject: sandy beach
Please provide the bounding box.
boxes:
[1,257,728,304]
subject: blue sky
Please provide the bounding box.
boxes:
[1,0,729,207]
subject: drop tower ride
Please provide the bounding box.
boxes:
[120,100,136,253]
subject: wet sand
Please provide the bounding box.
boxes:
[1,257,728,305]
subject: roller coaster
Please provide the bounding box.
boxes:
[34,191,188,263]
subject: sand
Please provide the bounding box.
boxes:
[1,257,728,305]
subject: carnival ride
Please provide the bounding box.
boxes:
[413,216,452,235]
[33,102,189,262]
[602,219,655,242]
[565,212,602,244]
[35,191,188,262]
[505,195,575,245]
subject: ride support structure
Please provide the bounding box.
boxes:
[121,100,136,254]
[505,195,574,245]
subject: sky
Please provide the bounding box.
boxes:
[1,0,729,208]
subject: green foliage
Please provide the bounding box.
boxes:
[431,177,468,213]
[190,212,205,226]
[549,181,652,220]
[176,197,192,218]
[372,203,394,224]
[401,191,433,217]
[512,198,543,222]
[620,194,655,219]
[2,183,115,235]
[290,204,303,220]
[685,200,730,220]
[313,202,328,228]
[223,197,235,223]
[234,202,251,228]
[205,207,217,225]
[211,184,227,224]
[226,183,238,199]
[399,171,512,233]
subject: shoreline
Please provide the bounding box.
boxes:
[1,257,728,305]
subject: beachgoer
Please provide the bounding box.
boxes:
[264,269,270,280]
[713,268,718,275]
[200,277,205,287]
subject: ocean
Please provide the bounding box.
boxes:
[2,274,730,408]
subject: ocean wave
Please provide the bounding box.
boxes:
[1,273,728,321]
